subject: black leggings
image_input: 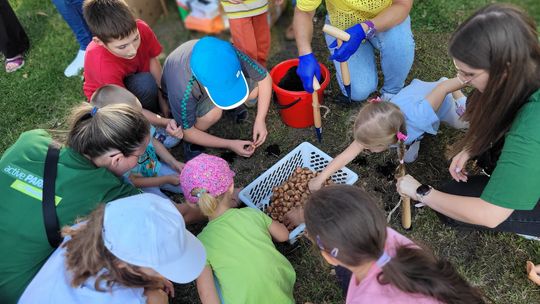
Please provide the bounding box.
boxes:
[437,175,540,236]
[0,0,29,58]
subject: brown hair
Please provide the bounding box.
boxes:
[90,84,142,109]
[62,205,163,291]
[304,185,486,304]
[83,0,137,43]
[449,3,540,157]
[67,103,149,158]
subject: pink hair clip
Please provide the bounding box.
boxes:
[396,131,408,142]
[367,96,382,103]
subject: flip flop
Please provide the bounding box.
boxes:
[5,55,25,73]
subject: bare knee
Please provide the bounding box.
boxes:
[248,86,259,100]
[194,107,222,131]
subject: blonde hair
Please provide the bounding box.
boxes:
[67,103,149,158]
[353,101,406,149]
[62,205,163,291]
[191,188,232,217]
[90,84,142,110]
[353,101,408,177]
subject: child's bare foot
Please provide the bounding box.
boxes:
[527,261,540,285]
[284,207,305,230]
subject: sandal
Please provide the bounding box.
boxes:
[5,54,25,73]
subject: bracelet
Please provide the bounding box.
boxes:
[363,20,377,39]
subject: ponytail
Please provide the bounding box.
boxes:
[191,188,219,217]
[379,246,485,304]
[67,103,149,158]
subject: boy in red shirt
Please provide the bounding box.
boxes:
[82,0,182,143]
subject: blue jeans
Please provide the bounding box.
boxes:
[51,0,92,50]
[124,72,160,113]
[324,16,415,101]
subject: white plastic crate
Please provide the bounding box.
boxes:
[239,142,359,243]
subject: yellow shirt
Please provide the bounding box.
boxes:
[297,0,392,29]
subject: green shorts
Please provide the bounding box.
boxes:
[195,78,258,118]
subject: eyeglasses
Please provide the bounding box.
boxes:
[453,60,486,85]
[137,151,150,164]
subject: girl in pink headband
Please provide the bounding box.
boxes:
[179,154,296,304]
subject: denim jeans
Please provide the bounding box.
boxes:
[51,0,92,50]
[324,16,415,101]
[124,72,159,113]
[437,175,540,236]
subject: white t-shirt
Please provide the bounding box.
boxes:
[18,237,146,304]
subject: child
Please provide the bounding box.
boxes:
[91,84,185,199]
[82,0,182,144]
[1,0,29,73]
[18,193,206,303]
[222,0,279,67]
[161,37,273,160]
[309,77,468,191]
[179,154,296,304]
[304,185,485,304]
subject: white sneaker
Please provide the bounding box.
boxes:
[64,49,85,77]
[518,234,540,242]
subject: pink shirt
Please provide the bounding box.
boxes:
[345,228,442,304]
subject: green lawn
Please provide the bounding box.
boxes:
[2,0,540,303]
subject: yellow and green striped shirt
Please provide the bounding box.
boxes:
[221,0,268,19]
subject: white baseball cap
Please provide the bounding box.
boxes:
[102,193,206,284]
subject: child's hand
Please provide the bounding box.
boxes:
[167,174,181,186]
[166,119,183,139]
[229,140,256,157]
[128,173,143,183]
[162,279,175,297]
[308,176,324,191]
[252,120,268,147]
[144,288,169,304]
[171,160,185,172]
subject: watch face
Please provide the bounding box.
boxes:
[416,184,431,196]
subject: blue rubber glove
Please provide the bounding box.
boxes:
[328,23,366,62]
[297,53,321,93]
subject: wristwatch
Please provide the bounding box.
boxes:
[362,20,377,39]
[415,184,433,202]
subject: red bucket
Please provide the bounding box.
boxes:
[270,59,330,128]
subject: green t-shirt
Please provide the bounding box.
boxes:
[0,130,141,304]
[197,208,296,304]
[481,89,540,210]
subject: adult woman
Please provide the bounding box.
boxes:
[293,0,414,101]
[397,4,540,236]
[0,103,148,303]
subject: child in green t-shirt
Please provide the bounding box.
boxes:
[179,154,296,304]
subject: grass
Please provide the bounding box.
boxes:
[2,0,540,303]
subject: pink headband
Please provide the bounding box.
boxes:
[396,131,408,142]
